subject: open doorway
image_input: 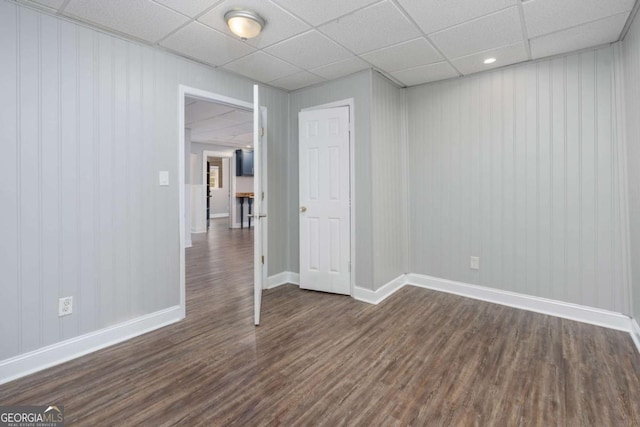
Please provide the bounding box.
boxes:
[178,86,268,324]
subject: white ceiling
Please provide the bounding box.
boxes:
[185,97,253,148]
[20,0,637,90]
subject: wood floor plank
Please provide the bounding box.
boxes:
[1,218,640,426]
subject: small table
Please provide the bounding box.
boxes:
[236,192,254,229]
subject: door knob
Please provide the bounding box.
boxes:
[300,206,307,213]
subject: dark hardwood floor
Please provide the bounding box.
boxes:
[2,218,640,426]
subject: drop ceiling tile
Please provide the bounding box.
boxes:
[397,0,516,34]
[226,122,254,135]
[270,0,379,26]
[160,22,255,66]
[523,0,634,38]
[190,117,239,132]
[319,1,421,54]
[198,0,310,49]
[451,42,528,75]
[223,51,301,82]
[391,62,459,86]
[220,110,253,123]
[361,38,443,73]
[309,57,370,80]
[430,7,524,59]
[233,133,254,143]
[64,0,190,43]
[265,30,352,70]
[185,101,235,125]
[269,71,325,91]
[151,0,220,18]
[530,13,629,60]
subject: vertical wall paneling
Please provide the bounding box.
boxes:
[550,57,567,304]
[502,68,516,291]
[97,33,114,327]
[0,2,290,364]
[77,26,97,334]
[622,11,640,320]
[59,16,79,339]
[538,61,552,299]
[40,13,60,347]
[371,73,406,289]
[0,1,19,359]
[19,7,41,353]
[407,46,628,313]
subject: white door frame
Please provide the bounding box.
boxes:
[301,98,355,296]
[178,85,268,319]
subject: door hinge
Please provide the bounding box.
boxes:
[261,191,264,200]
[261,255,265,264]
[260,127,265,137]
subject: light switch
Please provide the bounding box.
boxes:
[159,171,169,186]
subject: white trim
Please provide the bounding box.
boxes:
[210,213,229,218]
[353,275,406,305]
[179,85,253,319]
[631,319,640,354]
[406,274,632,331]
[301,98,355,297]
[0,306,182,385]
[266,271,300,289]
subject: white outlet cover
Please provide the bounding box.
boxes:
[470,256,480,270]
[58,296,73,317]
[159,171,169,186]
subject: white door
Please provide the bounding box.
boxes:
[253,85,266,325]
[299,106,351,295]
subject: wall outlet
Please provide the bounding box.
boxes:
[58,296,73,317]
[470,256,480,270]
[158,171,169,186]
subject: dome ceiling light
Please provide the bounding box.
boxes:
[225,10,265,40]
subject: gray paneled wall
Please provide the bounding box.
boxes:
[622,12,640,320]
[0,1,289,361]
[288,71,374,289]
[371,73,408,289]
[407,46,630,314]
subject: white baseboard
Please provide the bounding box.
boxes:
[232,222,252,229]
[406,274,632,332]
[191,228,206,234]
[210,213,229,218]
[0,305,182,385]
[631,319,640,354]
[353,275,406,304]
[352,273,635,338]
[267,271,299,289]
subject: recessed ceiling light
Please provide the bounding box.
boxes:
[484,57,497,65]
[225,10,265,40]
